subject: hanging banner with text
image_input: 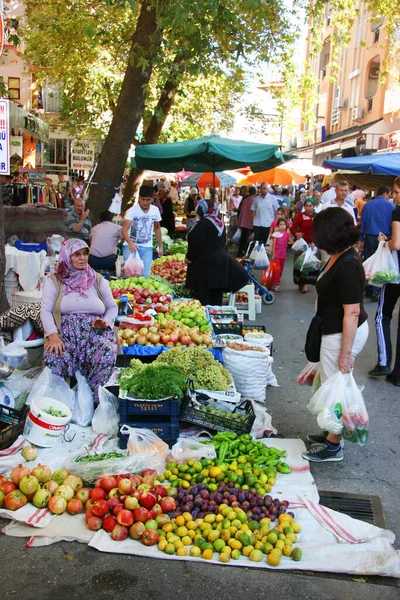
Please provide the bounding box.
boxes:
[71,141,95,170]
[0,97,10,175]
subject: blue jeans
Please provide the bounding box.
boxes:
[123,245,153,278]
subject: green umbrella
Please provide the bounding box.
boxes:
[131,135,295,177]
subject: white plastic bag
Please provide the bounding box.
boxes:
[231,228,242,245]
[124,251,144,277]
[362,241,400,285]
[63,451,166,483]
[119,425,169,457]
[292,238,308,253]
[27,366,75,411]
[0,338,28,369]
[250,401,277,438]
[109,192,122,215]
[171,436,216,462]
[300,246,321,273]
[92,387,119,436]
[341,374,369,446]
[307,371,344,434]
[297,362,320,386]
[72,371,94,427]
[253,243,270,269]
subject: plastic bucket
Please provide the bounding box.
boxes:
[23,397,72,447]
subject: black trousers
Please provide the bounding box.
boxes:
[88,254,117,271]
[253,226,270,244]
[363,234,380,296]
[375,283,400,374]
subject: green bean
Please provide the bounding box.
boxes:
[75,451,125,463]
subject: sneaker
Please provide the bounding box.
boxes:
[302,443,344,463]
[307,433,344,448]
[368,365,391,377]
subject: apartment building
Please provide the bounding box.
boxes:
[292,1,400,164]
[0,0,97,182]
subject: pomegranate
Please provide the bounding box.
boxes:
[31,464,52,484]
[117,509,134,527]
[75,488,91,504]
[67,498,84,515]
[87,516,103,531]
[91,487,107,501]
[54,484,74,501]
[32,488,51,508]
[1,481,17,495]
[0,476,7,487]
[111,523,129,541]
[92,499,109,517]
[48,495,67,515]
[18,475,39,496]
[63,474,83,492]
[21,445,38,461]
[129,521,145,539]
[52,469,68,485]
[102,514,117,533]
[118,478,133,495]
[4,490,28,511]
[99,476,117,493]
[43,480,59,495]
[10,465,31,486]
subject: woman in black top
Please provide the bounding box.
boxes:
[185,200,248,306]
[158,188,175,236]
[369,179,400,385]
[302,208,369,464]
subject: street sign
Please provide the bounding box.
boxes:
[71,140,95,170]
[0,98,10,175]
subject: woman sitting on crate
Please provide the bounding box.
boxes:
[40,238,118,401]
[185,200,248,306]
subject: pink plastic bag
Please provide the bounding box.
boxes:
[124,251,144,277]
[297,361,319,386]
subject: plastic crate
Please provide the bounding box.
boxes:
[212,322,243,335]
[0,405,29,451]
[180,398,255,435]
[119,396,181,420]
[118,419,180,446]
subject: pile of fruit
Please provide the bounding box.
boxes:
[155,299,212,331]
[109,276,172,302]
[119,321,213,348]
[151,254,187,284]
[156,347,231,391]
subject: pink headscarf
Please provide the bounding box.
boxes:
[55,239,96,297]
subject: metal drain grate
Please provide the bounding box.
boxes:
[319,490,387,528]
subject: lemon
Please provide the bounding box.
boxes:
[181,536,192,546]
[231,549,241,560]
[283,545,293,557]
[176,546,188,557]
[182,512,192,522]
[164,543,175,555]
[158,540,168,551]
[292,522,301,533]
[176,526,188,537]
[209,466,222,478]
[267,552,281,566]
[267,532,277,545]
[174,540,184,550]
[242,545,253,557]
[286,532,297,543]
[275,540,285,550]
[202,549,213,560]
[204,514,216,524]
[190,546,201,557]
[249,549,263,562]
[175,516,185,527]
[213,539,225,553]
[219,553,230,563]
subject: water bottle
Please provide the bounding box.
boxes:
[118,295,129,316]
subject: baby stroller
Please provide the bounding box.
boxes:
[240,242,275,305]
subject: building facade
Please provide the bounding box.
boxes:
[292,1,400,164]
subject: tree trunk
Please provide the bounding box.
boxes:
[87,0,162,222]
[123,59,183,211]
[0,184,10,313]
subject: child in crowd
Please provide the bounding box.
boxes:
[271,218,292,292]
[270,207,292,232]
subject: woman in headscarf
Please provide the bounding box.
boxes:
[40,239,118,401]
[185,200,248,305]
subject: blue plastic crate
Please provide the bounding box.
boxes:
[119,396,181,420]
[14,241,47,253]
[119,419,180,444]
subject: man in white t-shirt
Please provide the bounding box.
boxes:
[321,180,357,223]
[122,185,163,277]
[320,182,337,204]
[251,182,279,243]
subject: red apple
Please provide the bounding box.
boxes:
[92,499,109,517]
[130,475,142,487]
[107,497,120,510]
[118,478,133,495]
[111,523,128,541]
[100,476,117,493]
[155,514,170,527]
[141,529,159,546]
[133,506,149,522]
[140,492,157,510]
[86,498,95,511]
[85,508,94,522]
[67,498,83,515]
[129,521,145,540]
[113,503,124,516]
[91,488,106,501]
[160,496,177,513]
[148,503,162,519]
[124,496,139,511]
[87,516,103,531]
[117,509,134,527]
[102,514,117,533]
[153,485,167,499]
[131,489,143,500]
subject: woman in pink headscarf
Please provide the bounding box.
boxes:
[40,238,117,400]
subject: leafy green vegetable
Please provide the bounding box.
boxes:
[370,270,399,284]
[43,406,68,418]
[75,451,125,463]
[172,283,193,298]
[121,364,187,399]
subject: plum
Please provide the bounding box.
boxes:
[238,493,246,503]
[194,496,203,507]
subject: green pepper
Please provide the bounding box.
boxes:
[216,441,229,465]
[277,462,292,474]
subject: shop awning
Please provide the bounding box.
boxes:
[322,152,400,176]
[9,102,50,142]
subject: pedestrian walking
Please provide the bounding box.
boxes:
[271,218,291,292]
[251,182,279,243]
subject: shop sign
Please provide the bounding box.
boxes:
[19,167,46,184]
[71,141,95,170]
[0,98,10,175]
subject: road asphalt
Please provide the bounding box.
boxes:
[0,255,399,598]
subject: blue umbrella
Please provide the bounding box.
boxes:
[323,152,400,176]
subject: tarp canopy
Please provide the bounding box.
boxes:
[323,152,400,176]
[322,171,397,191]
[131,135,295,173]
[181,171,242,188]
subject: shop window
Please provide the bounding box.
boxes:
[43,138,68,165]
[41,81,62,113]
[365,56,380,99]
[8,77,20,100]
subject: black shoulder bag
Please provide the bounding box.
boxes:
[305,308,323,363]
